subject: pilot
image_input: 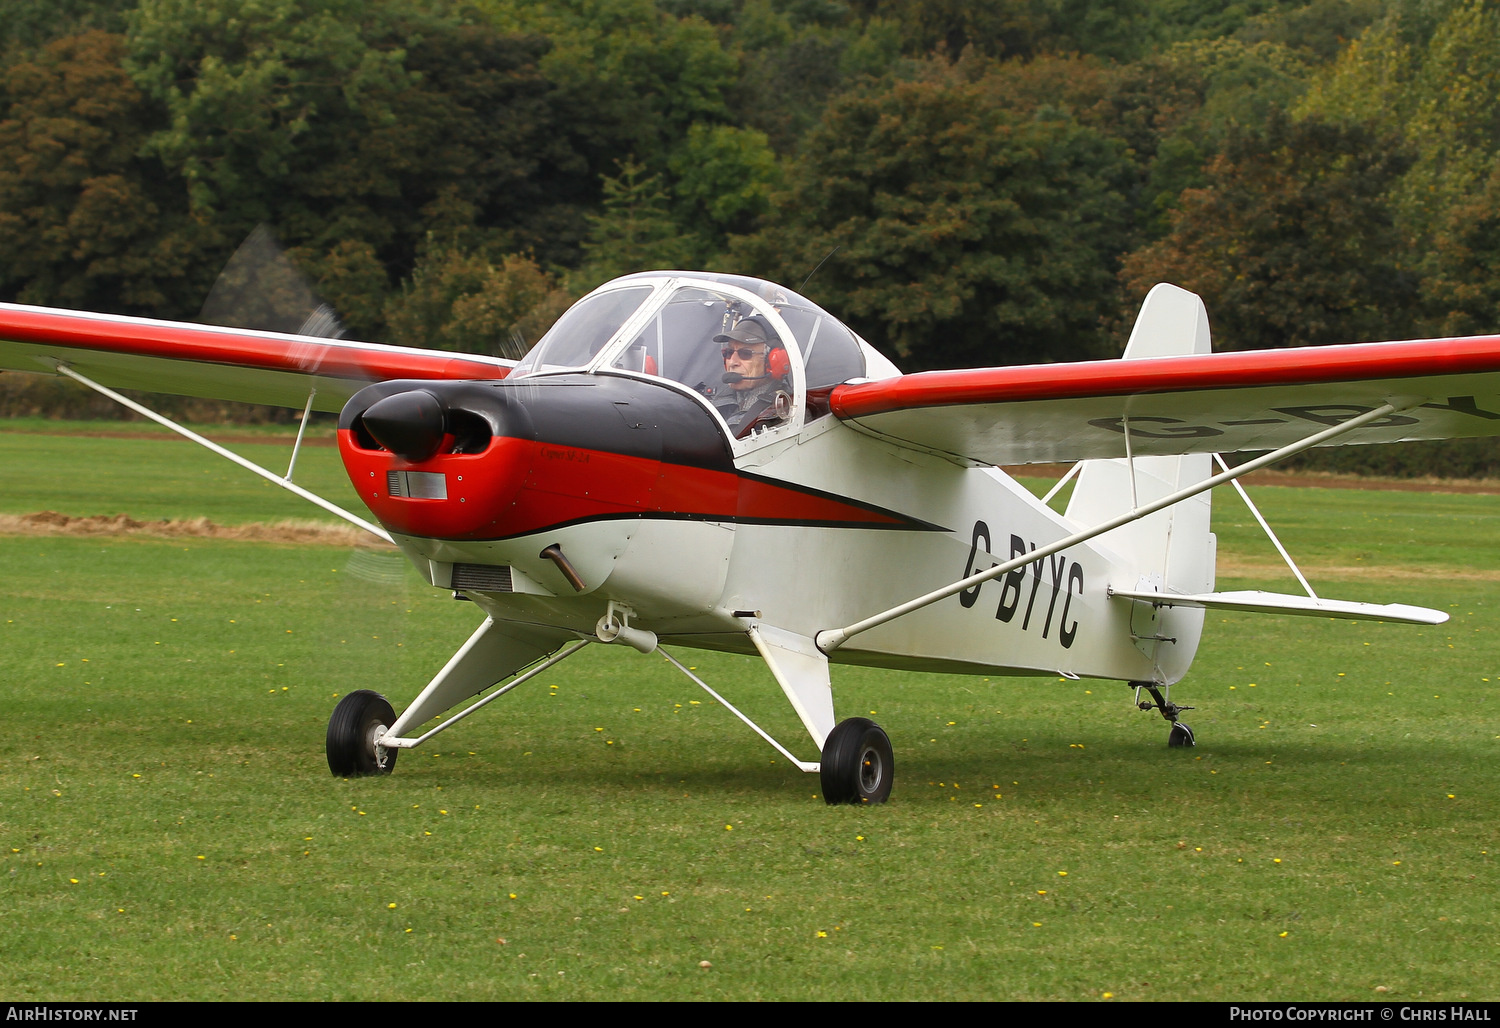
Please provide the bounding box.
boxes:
[714,315,789,436]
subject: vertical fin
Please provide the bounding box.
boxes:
[1065,284,1216,683]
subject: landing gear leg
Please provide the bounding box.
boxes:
[1131,681,1196,748]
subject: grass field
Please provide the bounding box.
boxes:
[1,423,1497,1001]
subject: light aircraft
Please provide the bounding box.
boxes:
[4,272,1500,803]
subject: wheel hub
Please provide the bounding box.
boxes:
[367,721,391,770]
[859,747,883,794]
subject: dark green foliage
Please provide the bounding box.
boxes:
[1119,110,1417,352]
[571,158,698,291]
[384,248,572,356]
[505,0,739,171]
[1421,164,1500,338]
[0,31,211,318]
[126,0,596,296]
[734,65,1134,369]
[0,0,136,54]
[1235,0,1384,60]
[1277,437,1500,480]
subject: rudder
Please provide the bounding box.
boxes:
[1064,284,1216,684]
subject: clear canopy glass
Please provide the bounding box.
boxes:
[512,273,869,436]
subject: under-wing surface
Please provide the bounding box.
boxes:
[4,273,1498,803]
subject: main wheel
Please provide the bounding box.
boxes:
[1168,721,1196,748]
[820,717,894,805]
[327,690,399,776]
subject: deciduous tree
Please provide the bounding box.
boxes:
[1118,110,1416,351]
[733,66,1134,369]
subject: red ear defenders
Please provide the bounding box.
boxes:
[767,344,790,380]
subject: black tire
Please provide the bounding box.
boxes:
[327,690,399,776]
[1168,721,1195,748]
[820,717,894,805]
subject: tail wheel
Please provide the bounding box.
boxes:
[327,690,399,777]
[820,717,894,805]
[1168,721,1196,748]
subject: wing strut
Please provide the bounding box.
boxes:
[659,647,821,772]
[815,401,1408,654]
[1039,460,1082,505]
[1211,452,1317,599]
[285,387,317,482]
[50,362,393,544]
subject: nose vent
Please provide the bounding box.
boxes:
[361,389,446,462]
[451,563,513,592]
[387,470,447,499]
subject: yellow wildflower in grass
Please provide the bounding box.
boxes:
[816,931,828,938]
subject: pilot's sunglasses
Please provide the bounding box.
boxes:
[722,346,766,360]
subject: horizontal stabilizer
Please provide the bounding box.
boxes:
[1109,588,1448,626]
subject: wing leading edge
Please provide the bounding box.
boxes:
[830,285,1500,466]
[0,302,514,412]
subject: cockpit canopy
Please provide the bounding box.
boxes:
[510,273,883,440]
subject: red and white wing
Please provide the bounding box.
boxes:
[831,335,1500,466]
[0,302,513,411]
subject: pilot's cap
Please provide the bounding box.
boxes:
[714,317,771,347]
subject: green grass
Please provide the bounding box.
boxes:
[0,419,360,524]
[1,428,1497,1000]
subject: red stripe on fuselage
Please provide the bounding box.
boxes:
[339,430,918,540]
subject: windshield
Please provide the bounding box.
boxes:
[510,285,653,377]
[608,284,795,439]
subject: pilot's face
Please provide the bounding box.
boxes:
[723,344,769,391]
